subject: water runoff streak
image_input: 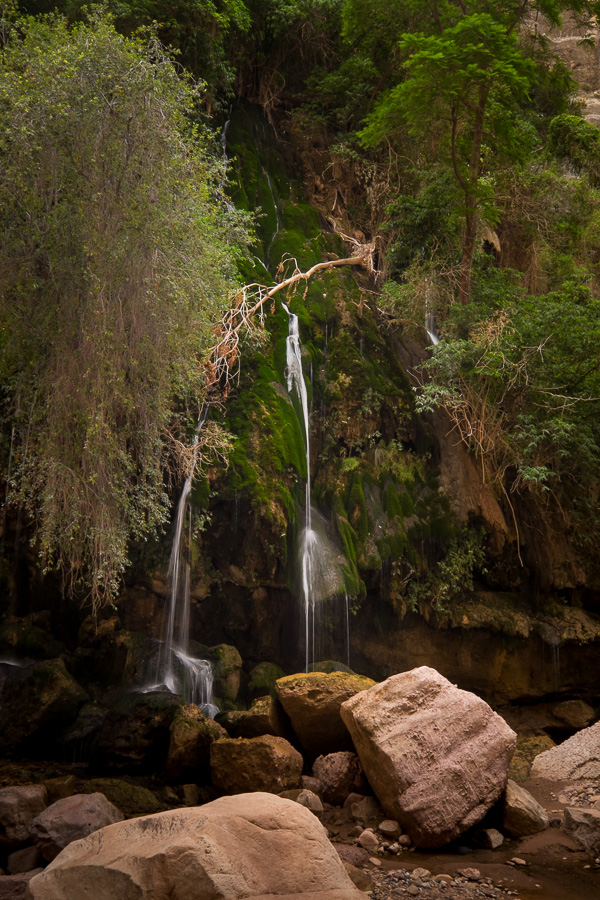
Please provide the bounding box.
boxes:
[284,306,351,672]
[147,409,218,716]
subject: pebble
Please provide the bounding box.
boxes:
[457,868,480,880]
[406,887,419,896]
[511,858,527,866]
[369,857,382,868]
[411,868,431,879]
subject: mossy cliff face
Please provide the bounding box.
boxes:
[121,102,600,705]
[185,102,463,670]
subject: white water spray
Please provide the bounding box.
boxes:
[147,409,218,716]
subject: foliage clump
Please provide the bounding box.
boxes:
[0,12,247,609]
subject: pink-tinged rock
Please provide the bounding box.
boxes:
[210,735,303,795]
[0,786,47,847]
[340,666,516,848]
[312,752,361,806]
[530,720,600,780]
[25,793,364,900]
[28,792,124,861]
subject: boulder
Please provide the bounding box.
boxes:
[0,785,48,847]
[208,644,243,704]
[248,662,285,699]
[340,666,516,848]
[166,704,228,781]
[530,720,600,780]
[80,779,164,818]
[502,780,549,837]
[210,735,303,795]
[42,776,77,806]
[218,695,290,740]
[276,672,376,757]
[25,792,364,900]
[28,792,124,861]
[0,612,64,660]
[6,847,43,875]
[0,871,43,900]
[0,659,88,754]
[509,734,555,782]
[89,690,181,773]
[312,752,361,806]
[563,807,600,855]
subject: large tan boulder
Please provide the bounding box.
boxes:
[25,793,363,900]
[210,735,303,795]
[275,672,376,757]
[340,666,516,848]
[530,720,600,780]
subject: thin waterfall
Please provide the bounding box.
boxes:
[149,408,218,716]
[283,306,351,671]
[425,277,440,345]
[284,306,315,672]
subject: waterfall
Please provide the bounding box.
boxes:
[284,307,314,671]
[145,409,218,716]
[425,278,440,345]
[283,306,351,672]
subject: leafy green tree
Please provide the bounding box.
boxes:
[358,0,600,304]
[0,12,246,609]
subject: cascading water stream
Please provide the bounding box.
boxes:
[283,306,315,672]
[148,408,218,716]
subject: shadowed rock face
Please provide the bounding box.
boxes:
[340,666,517,848]
[26,792,364,900]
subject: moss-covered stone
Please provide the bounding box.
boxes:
[166,704,228,782]
[275,671,376,757]
[208,643,243,703]
[81,778,166,818]
[0,658,88,755]
[248,661,285,698]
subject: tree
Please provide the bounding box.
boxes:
[358,0,600,304]
[0,12,247,609]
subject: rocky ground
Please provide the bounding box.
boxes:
[324,775,600,900]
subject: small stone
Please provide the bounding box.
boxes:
[411,867,431,879]
[474,827,504,849]
[378,819,401,838]
[511,857,527,866]
[7,845,43,874]
[358,830,379,851]
[349,824,364,838]
[435,874,453,884]
[368,857,382,868]
[406,887,419,897]
[457,867,481,880]
[398,834,412,847]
